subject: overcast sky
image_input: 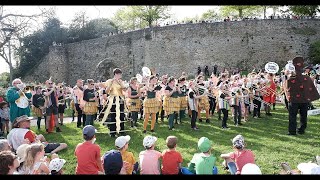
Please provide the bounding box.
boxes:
[0,5,274,74]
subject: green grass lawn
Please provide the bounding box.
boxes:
[30,102,320,174]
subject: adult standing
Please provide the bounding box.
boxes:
[73,79,86,128]
[283,57,320,135]
[101,68,127,137]
[43,79,61,133]
[6,78,32,128]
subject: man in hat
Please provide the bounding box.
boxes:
[7,115,67,153]
[283,57,320,135]
[6,78,32,126]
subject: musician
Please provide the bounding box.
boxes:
[32,86,46,130]
[188,81,204,130]
[262,73,276,116]
[141,75,161,133]
[177,77,188,124]
[164,77,181,130]
[83,79,98,126]
[218,84,231,129]
[73,79,86,128]
[156,74,168,123]
[57,84,66,125]
[101,68,126,137]
[241,86,250,122]
[127,77,141,128]
[6,78,32,126]
[196,75,210,123]
[230,87,243,126]
[283,57,320,135]
[252,81,263,118]
[43,79,62,133]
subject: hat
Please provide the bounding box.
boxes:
[292,57,304,72]
[198,137,212,152]
[16,144,30,163]
[297,163,320,174]
[232,134,245,149]
[115,135,131,149]
[143,136,157,148]
[103,150,123,174]
[49,158,66,172]
[13,115,35,127]
[241,163,262,174]
[82,125,97,137]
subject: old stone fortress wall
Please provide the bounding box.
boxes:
[24,19,320,85]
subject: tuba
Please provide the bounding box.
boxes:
[15,83,30,109]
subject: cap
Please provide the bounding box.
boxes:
[232,134,245,149]
[49,158,66,172]
[198,137,212,152]
[297,163,320,174]
[13,115,35,127]
[82,125,97,137]
[115,135,131,149]
[16,144,31,163]
[143,136,157,148]
[241,163,262,174]
[103,150,123,174]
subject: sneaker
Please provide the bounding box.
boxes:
[151,129,155,133]
[281,162,292,174]
[238,123,243,126]
[206,119,210,123]
[199,119,203,122]
[143,130,146,133]
[192,127,199,131]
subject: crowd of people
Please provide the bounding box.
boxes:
[0,56,319,174]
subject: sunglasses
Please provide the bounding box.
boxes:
[90,84,94,85]
[49,83,53,85]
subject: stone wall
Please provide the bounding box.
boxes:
[24,19,320,85]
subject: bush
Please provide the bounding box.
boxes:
[309,40,320,64]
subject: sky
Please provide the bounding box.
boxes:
[0,5,273,74]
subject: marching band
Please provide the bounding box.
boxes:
[18,60,320,137]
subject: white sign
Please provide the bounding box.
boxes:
[265,62,279,74]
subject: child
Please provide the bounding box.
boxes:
[23,143,50,174]
[139,135,162,174]
[220,134,255,175]
[0,102,10,134]
[49,157,66,175]
[182,137,217,174]
[102,150,123,175]
[115,135,137,174]
[161,136,183,174]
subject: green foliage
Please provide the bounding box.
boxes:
[289,6,320,17]
[112,6,171,31]
[0,72,10,88]
[220,6,264,19]
[201,9,221,20]
[309,40,320,64]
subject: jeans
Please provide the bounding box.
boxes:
[180,167,218,175]
[221,109,228,127]
[191,110,197,128]
[76,103,86,127]
[85,115,95,126]
[227,162,237,175]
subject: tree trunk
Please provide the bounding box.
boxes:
[9,64,13,83]
[148,20,152,28]
[239,8,243,19]
[263,6,267,19]
[8,40,13,83]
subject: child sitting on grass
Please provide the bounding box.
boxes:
[181,137,217,174]
[220,134,255,175]
[139,135,162,174]
[161,136,183,174]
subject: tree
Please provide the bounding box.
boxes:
[131,6,171,28]
[289,5,320,18]
[309,40,320,64]
[112,6,171,31]
[201,9,221,21]
[220,6,263,19]
[0,5,49,83]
